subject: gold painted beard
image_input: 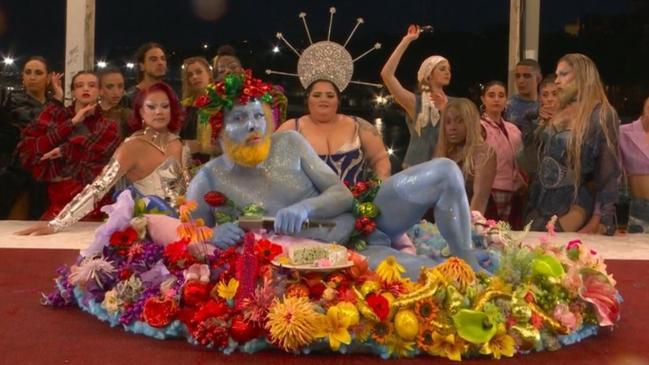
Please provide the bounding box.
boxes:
[223,135,272,167]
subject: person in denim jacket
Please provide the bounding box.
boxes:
[525,54,620,235]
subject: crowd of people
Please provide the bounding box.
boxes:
[1,25,648,244]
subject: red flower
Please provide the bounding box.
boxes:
[363,221,376,235]
[119,268,131,281]
[351,181,370,197]
[366,293,390,321]
[193,299,230,322]
[194,94,210,108]
[530,312,544,329]
[524,291,536,303]
[142,296,178,328]
[354,217,376,235]
[164,238,196,270]
[254,239,283,264]
[230,313,261,344]
[204,191,227,207]
[109,227,138,248]
[308,282,326,301]
[182,281,210,307]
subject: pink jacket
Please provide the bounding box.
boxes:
[480,116,523,191]
[619,118,649,175]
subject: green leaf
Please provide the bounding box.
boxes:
[531,255,565,279]
[452,309,498,344]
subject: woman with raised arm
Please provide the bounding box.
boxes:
[18,70,120,220]
[381,25,451,168]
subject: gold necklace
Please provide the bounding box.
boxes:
[142,127,171,154]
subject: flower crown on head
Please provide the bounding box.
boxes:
[194,70,276,146]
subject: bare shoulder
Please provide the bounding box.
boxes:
[356,117,380,137]
[277,118,298,132]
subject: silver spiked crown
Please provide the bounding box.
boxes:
[266,7,382,91]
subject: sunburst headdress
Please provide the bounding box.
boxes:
[266,7,383,91]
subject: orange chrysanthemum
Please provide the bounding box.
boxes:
[265,296,322,352]
[434,257,476,291]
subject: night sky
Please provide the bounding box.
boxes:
[0,0,634,67]
[1,0,646,163]
[0,0,646,121]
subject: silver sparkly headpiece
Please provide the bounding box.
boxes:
[266,7,382,91]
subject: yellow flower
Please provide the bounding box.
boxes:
[265,296,322,352]
[435,257,476,292]
[429,331,467,362]
[384,333,416,358]
[216,278,239,300]
[480,326,516,359]
[376,256,405,283]
[318,305,353,351]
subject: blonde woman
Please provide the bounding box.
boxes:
[435,98,496,214]
[526,53,620,235]
[178,56,218,161]
[381,25,452,168]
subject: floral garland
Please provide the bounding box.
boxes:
[44,195,622,360]
[346,177,381,251]
[193,70,276,150]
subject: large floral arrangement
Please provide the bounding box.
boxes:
[44,192,621,360]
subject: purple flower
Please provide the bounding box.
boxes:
[82,191,134,258]
[41,266,77,307]
[120,286,159,325]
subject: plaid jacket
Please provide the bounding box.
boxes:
[18,100,120,185]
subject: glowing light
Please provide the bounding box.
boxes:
[96,61,107,68]
[272,46,280,53]
[375,95,388,105]
[126,62,135,69]
[203,43,209,49]
[3,57,14,65]
[387,148,394,155]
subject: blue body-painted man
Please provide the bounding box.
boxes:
[187,74,480,278]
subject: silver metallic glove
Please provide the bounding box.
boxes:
[48,158,122,232]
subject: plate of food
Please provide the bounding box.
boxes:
[271,242,353,272]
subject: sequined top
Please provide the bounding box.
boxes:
[121,132,191,205]
[295,116,367,185]
[526,104,620,231]
[130,147,190,205]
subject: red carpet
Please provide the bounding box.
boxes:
[1,248,648,365]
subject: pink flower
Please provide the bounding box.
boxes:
[553,303,579,331]
[566,239,582,250]
[579,269,620,326]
